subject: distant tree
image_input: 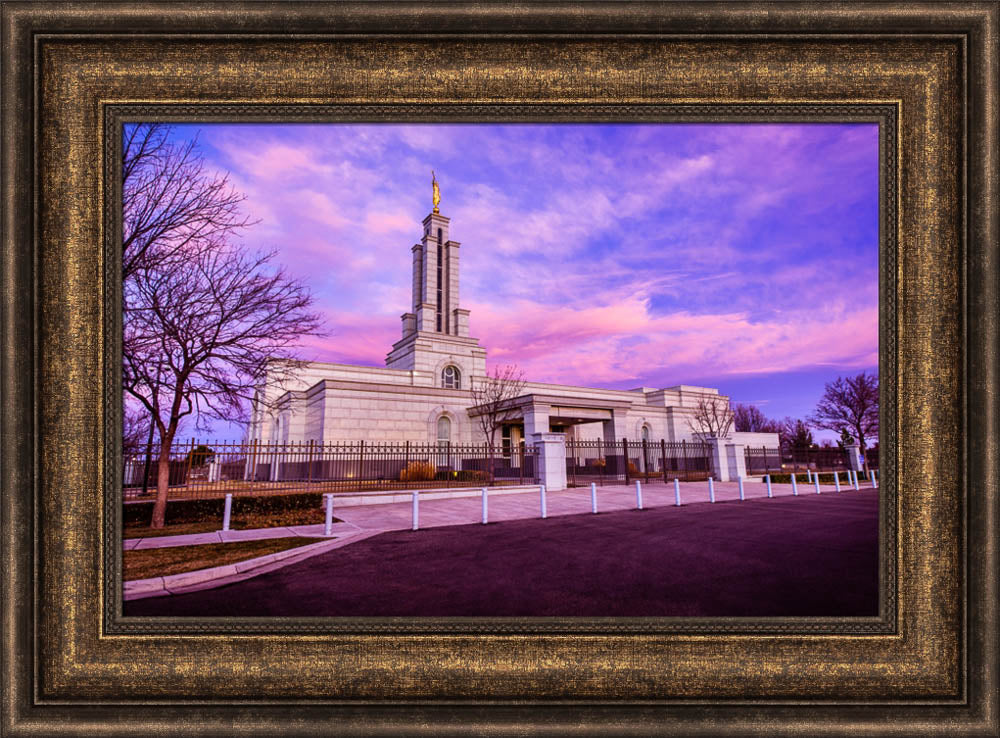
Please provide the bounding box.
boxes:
[470,365,527,447]
[779,417,814,451]
[186,444,215,468]
[809,371,879,469]
[732,403,782,434]
[688,397,735,439]
[124,241,323,528]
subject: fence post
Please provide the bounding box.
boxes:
[814,474,821,494]
[222,493,232,531]
[540,484,547,519]
[834,471,842,492]
[660,439,668,483]
[358,440,365,490]
[597,437,605,486]
[307,439,315,489]
[324,493,334,536]
[673,478,681,506]
[411,490,419,530]
[791,473,798,495]
[709,477,715,503]
[738,476,745,501]
[570,440,577,487]
[766,474,772,498]
[622,437,630,483]
[590,481,597,513]
[481,487,488,524]
[635,480,643,510]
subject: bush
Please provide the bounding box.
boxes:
[123,490,328,527]
[627,462,639,475]
[400,460,435,482]
[186,444,215,468]
[765,472,852,485]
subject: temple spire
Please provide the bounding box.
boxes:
[432,170,441,214]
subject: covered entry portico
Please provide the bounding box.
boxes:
[468,394,637,491]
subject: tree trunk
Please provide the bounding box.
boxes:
[150,432,175,528]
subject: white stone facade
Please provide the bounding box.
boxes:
[246,207,775,453]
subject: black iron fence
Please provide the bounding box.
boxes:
[565,438,712,486]
[743,446,851,475]
[124,440,538,502]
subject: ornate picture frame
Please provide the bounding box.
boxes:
[2,3,996,735]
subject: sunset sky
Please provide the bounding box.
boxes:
[156,122,879,442]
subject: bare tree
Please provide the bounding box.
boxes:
[124,242,323,528]
[123,402,153,458]
[687,396,735,439]
[808,371,879,468]
[778,417,814,451]
[732,403,782,433]
[469,364,527,446]
[122,123,254,282]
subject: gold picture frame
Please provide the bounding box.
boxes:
[2,2,996,735]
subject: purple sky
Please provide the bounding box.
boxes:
[159,122,879,442]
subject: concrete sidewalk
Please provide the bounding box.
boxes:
[124,476,876,550]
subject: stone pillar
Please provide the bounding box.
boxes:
[845,443,864,471]
[726,442,747,479]
[523,405,550,438]
[531,432,567,492]
[707,437,730,481]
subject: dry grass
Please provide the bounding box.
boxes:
[123,537,317,581]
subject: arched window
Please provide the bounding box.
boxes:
[441,365,461,389]
[641,425,650,442]
[437,415,452,446]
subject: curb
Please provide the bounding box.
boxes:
[123,529,383,601]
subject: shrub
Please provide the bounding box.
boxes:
[627,462,639,475]
[400,460,435,482]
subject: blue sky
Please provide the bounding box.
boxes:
[155,122,879,442]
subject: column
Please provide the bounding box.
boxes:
[523,405,550,438]
[531,432,567,492]
[845,443,864,471]
[726,442,747,479]
[707,437,730,481]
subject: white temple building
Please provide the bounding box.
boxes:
[247,194,777,473]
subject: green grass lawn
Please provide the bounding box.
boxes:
[124,537,320,581]
[124,508,342,539]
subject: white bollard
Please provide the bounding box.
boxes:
[791,473,798,496]
[590,482,598,514]
[481,487,488,524]
[708,477,715,503]
[674,478,681,506]
[635,480,643,510]
[853,470,860,491]
[766,474,772,498]
[872,469,878,488]
[738,476,745,501]
[807,468,813,483]
[324,493,334,536]
[834,471,841,492]
[411,490,419,531]
[222,493,232,531]
[540,484,547,518]
[814,475,821,494]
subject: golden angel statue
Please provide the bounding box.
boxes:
[432,170,441,214]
